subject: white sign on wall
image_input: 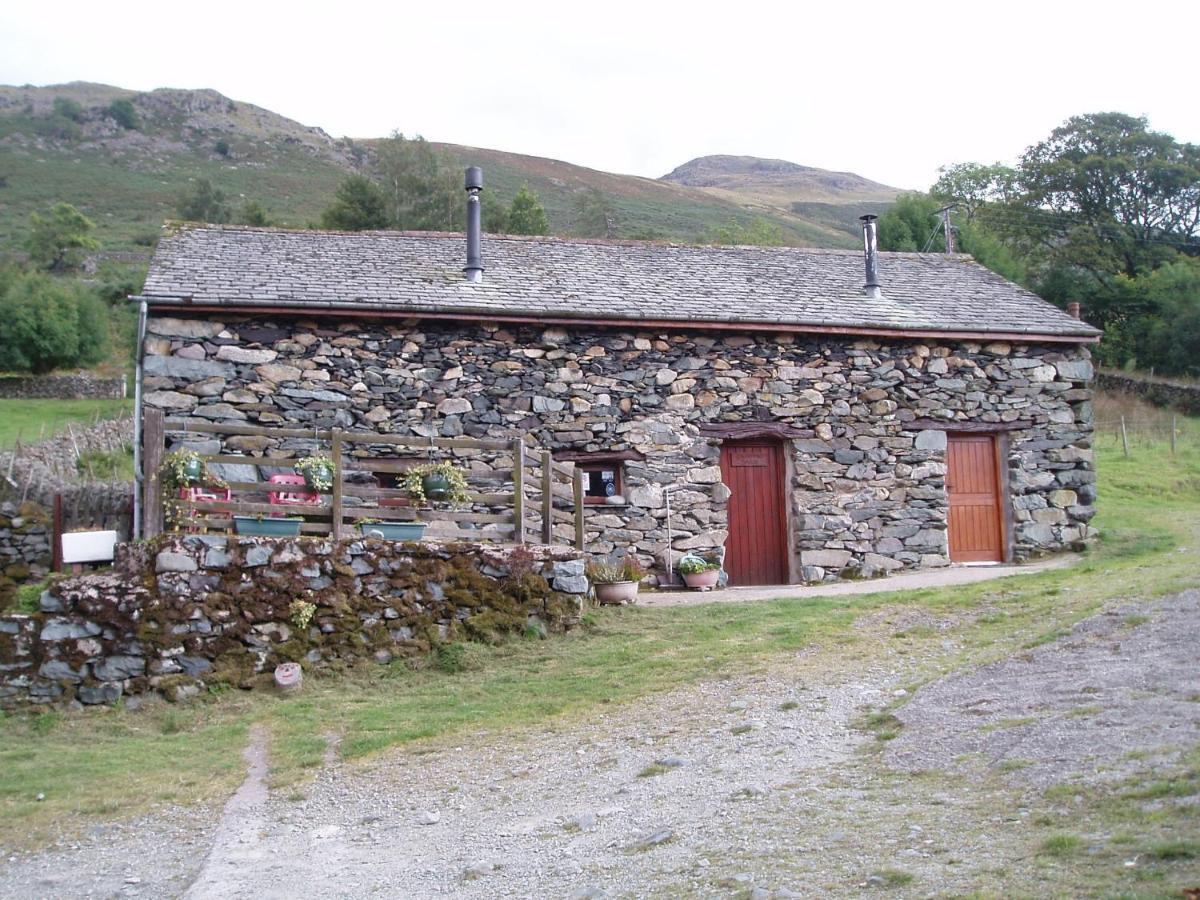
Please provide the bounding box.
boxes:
[61,530,118,564]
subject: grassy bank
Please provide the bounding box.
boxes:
[0,398,131,450]
[1,411,1198,848]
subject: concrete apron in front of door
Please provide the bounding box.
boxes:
[639,554,1077,608]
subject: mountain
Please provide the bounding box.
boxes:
[0,83,895,255]
[661,154,899,205]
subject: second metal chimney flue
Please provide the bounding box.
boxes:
[464,166,483,283]
[860,214,881,298]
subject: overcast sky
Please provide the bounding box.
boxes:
[2,0,1197,190]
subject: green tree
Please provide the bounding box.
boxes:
[238,200,272,227]
[572,188,617,238]
[176,179,231,223]
[25,203,100,272]
[877,193,945,252]
[214,139,231,157]
[505,185,550,235]
[0,271,107,373]
[374,132,461,231]
[320,175,389,230]
[106,98,139,130]
[707,216,785,247]
[931,162,1016,223]
[1012,113,1199,283]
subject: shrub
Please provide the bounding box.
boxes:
[213,139,230,157]
[106,98,139,130]
[0,270,107,373]
[52,97,84,122]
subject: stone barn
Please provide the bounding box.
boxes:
[133,197,1100,586]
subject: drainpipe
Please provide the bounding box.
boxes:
[662,484,686,587]
[131,298,148,538]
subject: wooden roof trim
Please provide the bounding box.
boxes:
[141,302,1101,345]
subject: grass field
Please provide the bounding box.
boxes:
[0,398,131,449]
[0,402,1197,857]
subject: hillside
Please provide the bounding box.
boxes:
[0,82,892,254]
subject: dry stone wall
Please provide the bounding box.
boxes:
[0,537,586,708]
[0,373,126,400]
[141,315,1095,582]
[1097,370,1200,416]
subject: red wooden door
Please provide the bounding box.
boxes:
[946,435,1004,563]
[720,442,789,585]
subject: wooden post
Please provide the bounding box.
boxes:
[541,450,553,545]
[572,465,585,551]
[1120,415,1129,458]
[330,428,344,540]
[1171,415,1177,455]
[52,493,63,573]
[511,439,526,544]
[142,407,165,538]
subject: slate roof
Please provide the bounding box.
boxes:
[138,224,1101,341]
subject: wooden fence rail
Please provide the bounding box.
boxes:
[143,410,585,548]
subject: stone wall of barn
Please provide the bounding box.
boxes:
[140,315,1095,582]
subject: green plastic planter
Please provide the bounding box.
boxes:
[233,516,303,537]
[359,522,428,541]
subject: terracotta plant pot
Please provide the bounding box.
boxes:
[593,580,639,605]
[682,569,720,590]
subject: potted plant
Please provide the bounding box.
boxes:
[678,554,722,590]
[162,448,209,489]
[294,455,336,493]
[586,556,648,605]
[402,461,470,507]
[357,517,427,541]
[234,514,304,537]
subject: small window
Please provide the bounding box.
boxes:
[579,462,622,505]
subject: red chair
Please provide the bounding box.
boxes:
[267,473,320,506]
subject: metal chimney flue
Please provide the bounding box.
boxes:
[860,214,881,298]
[464,166,484,283]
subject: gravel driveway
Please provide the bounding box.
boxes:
[2,590,1197,898]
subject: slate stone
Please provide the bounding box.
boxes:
[143,355,235,381]
[94,655,146,681]
[78,682,123,704]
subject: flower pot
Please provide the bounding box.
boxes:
[422,472,451,502]
[594,580,639,605]
[234,516,303,537]
[682,569,720,590]
[182,457,204,484]
[359,522,427,541]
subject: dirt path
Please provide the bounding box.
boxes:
[1,588,1196,898]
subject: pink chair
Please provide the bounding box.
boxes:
[177,486,232,532]
[267,473,320,506]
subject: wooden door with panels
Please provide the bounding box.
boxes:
[946,434,1005,563]
[720,441,789,585]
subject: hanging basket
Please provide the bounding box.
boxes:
[421,472,452,502]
